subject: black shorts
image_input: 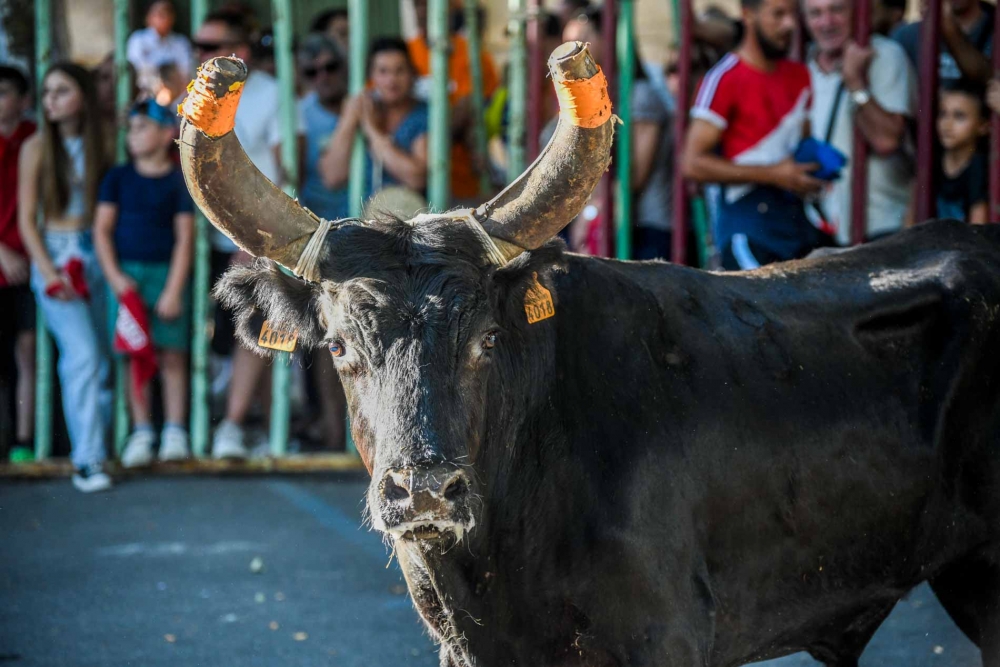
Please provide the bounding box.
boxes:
[0,284,36,337]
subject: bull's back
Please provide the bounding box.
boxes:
[551,221,1000,663]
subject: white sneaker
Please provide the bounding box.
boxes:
[159,427,190,461]
[72,464,113,493]
[120,429,156,468]
[212,420,249,460]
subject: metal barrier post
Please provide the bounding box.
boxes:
[465,0,491,196]
[615,0,634,260]
[343,0,369,457]
[268,0,298,456]
[189,0,212,457]
[507,0,528,180]
[428,0,451,209]
[671,0,692,265]
[348,0,369,219]
[112,0,131,455]
[526,0,543,162]
[915,0,942,222]
[33,0,53,461]
[991,2,1000,221]
[849,0,871,245]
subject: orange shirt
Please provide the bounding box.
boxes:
[407,35,499,200]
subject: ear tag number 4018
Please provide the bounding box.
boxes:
[258,320,298,352]
[524,273,555,324]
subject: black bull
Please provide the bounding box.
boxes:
[218,218,1000,667]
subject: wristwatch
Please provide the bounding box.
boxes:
[850,88,872,108]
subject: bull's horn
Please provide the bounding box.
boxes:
[178,57,321,273]
[476,42,615,262]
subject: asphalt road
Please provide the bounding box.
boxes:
[0,476,983,667]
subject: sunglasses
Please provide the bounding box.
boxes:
[303,62,342,79]
[193,40,236,53]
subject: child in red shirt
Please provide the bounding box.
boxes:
[0,65,37,463]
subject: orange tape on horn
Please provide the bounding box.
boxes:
[178,67,244,138]
[554,66,612,129]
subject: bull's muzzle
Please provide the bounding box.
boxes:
[377,465,475,543]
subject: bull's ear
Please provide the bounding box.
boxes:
[214,260,324,357]
[491,240,566,328]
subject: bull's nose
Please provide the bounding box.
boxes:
[381,465,470,505]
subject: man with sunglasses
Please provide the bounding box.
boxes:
[192,10,305,460]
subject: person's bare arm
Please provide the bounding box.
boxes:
[17,135,65,293]
[969,201,989,224]
[842,42,908,156]
[319,95,363,189]
[369,132,428,190]
[631,121,661,193]
[941,8,992,84]
[682,118,822,196]
[156,211,194,320]
[93,201,135,297]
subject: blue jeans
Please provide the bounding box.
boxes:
[30,229,111,468]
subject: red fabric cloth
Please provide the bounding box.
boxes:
[44,257,91,300]
[113,289,158,396]
[0,121,36,287]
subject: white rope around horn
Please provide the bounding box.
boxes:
[459,211,509,267]
[293,217,334,283]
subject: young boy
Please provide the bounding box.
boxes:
[94,100,194,466]
[0,65,37,462]
[936,81,990,224]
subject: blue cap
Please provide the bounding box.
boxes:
[129,99,176,128]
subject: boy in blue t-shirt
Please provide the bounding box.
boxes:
[94,100,194,466]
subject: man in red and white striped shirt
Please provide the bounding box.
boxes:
[682,0,834,270]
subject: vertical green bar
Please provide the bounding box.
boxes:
[344,0,370,456]
[464,0,490,196]
[615,0,634,260]
[112,0,131,454]
[348,0,369,219]
[428,0,451,210]
[268,0,299,457]
[189,0,211,457]
[506,0,527,181]
[34,0,53,461]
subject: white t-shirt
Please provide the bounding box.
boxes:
[808,35,916,245]
[211,70,304,252]
[126,27,193,94]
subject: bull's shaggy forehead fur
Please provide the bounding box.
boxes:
[214,214,564,355]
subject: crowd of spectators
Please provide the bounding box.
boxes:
[0,0,996,490]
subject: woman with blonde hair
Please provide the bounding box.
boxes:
[18,62,112,492]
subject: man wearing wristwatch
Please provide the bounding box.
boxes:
[804,0,916,245]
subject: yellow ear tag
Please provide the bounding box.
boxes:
[524,273,555,324]
[258,320,298,352]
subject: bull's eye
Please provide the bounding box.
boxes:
[329,341,346,358]
[482,332,497,350]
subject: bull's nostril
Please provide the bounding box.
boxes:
[443,476,468,501]
[384,475,410,501]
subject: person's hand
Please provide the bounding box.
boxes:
[155,289,183,321]
[342,94,365,123]
[0,244,29,285]
[358,94,386,141]
[109,271,137,298]
[842,41,874,91]
[987,80,1000,115]
[769,159,824,197]
[44,272,77,301]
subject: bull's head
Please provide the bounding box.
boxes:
[179,43,613,546]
